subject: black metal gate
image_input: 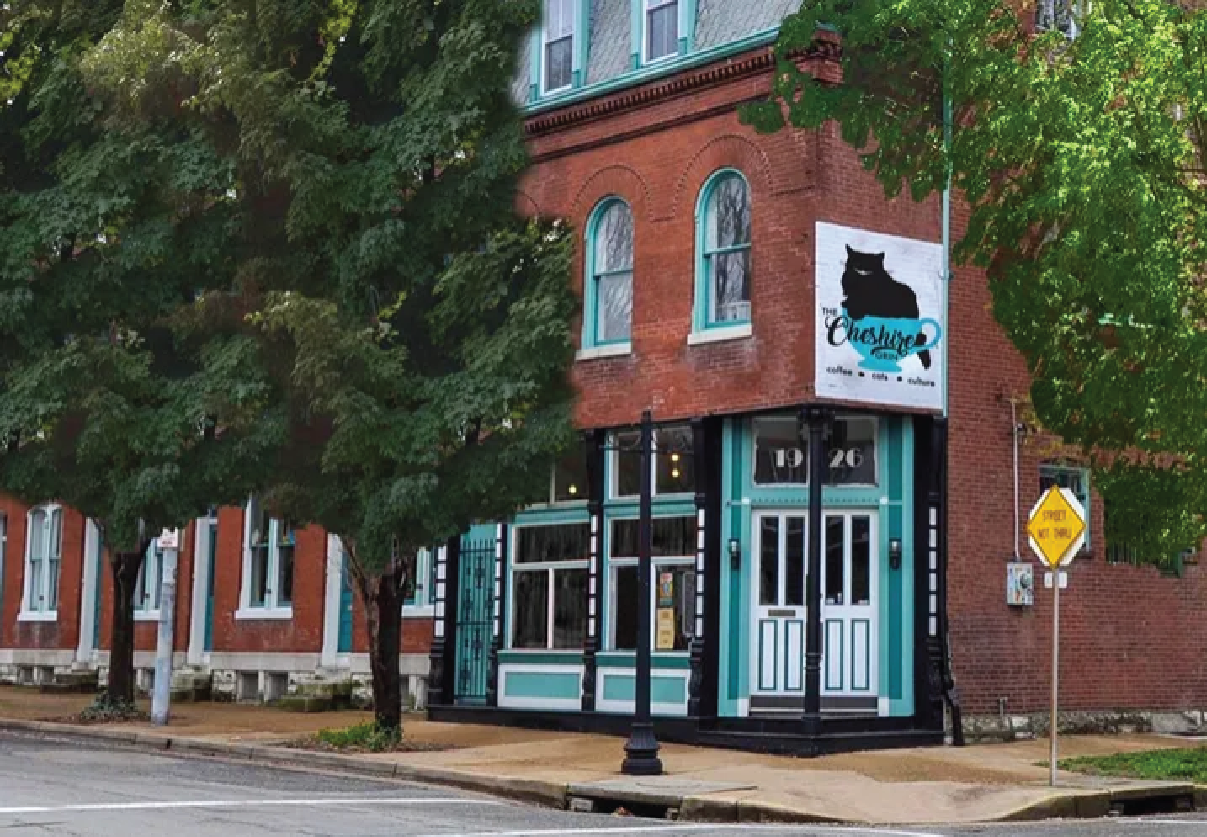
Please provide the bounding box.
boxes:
[453,538,495,704]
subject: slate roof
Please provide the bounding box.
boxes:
[514,0,802,106]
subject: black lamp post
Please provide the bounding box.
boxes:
[801,406,832,737]
[621,408,664,776]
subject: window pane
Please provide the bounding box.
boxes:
[594,202,634,273]
[48,509,62,559]
[48,558,60,610]
[546,0,574,38]
[512,570,550,649]
[852,517,871,606]
[711,250,751,323]
[655,427,695,494]
[753,418,806,485]
[825,418,878,485]
[553,451,588,503]
[612,565,638,651]
[597,271,633,342]
[29,561,42,611]
[663,564,696,651]
[28,510,46,562]
[760,516,779,606]
[647,2,678,60]
[545,36,572,91]
[785,517,805,607]
[552,568,588,649]
[708,175,751,249]
[250,545,269,607]
[514,524,590,564]
[277,532,295,607]
[825,516,845,605]
[615,430,642,497]
[611,516,694,558]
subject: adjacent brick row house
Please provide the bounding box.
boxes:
[5,0,1207,753]
[0,500,433,706]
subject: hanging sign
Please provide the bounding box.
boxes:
[815,222,946,411]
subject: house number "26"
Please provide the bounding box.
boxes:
[773,448,864,469]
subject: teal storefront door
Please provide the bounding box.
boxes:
[204,519,216,652]
[338,560,354,653]
[453,535,496,704]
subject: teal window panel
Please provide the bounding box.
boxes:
[693,169,752,333]
[595,653,692,670]
[504,670,581,700]
[600,673,687,705]
[582,198,634,351]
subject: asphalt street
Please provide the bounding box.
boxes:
[0,731,1205,837]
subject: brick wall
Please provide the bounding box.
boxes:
[522,48,1207,717]
[95,521,195,654]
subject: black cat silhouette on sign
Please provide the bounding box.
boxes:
[815,223,945,411]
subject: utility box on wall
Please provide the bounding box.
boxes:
[1006,562,1034,607]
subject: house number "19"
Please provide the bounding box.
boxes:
[773,448,864,469]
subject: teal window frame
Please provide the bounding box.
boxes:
[582,197,635,350]
[693,169,752,334]
[643,0,679,64]
[629,0,696,70]
[1038,463,1091,553]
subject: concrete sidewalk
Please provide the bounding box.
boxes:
[0,686,1199,825]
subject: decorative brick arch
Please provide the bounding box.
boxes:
[569,164,653,228]
[514,190,541,219]
[667,134,777,222]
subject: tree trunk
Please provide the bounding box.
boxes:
[107,548,145,706]
[346,541,407,735]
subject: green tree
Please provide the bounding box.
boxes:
[84,0,577,733]
[743,0,1207,565]
[0,1,281,706]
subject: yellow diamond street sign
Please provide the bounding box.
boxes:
[1027,487,1087,568]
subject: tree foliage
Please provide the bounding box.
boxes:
[744,0,1207,566]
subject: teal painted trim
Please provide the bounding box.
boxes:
[595,652,692,670]
[203,522,216,652]
[581,198,633,350]
[602,499,697,518]
[505,671,580,700]
[527,27,780,114]
[92,527,104,651]
[824,619,843,691]
[693,169,752,334]
[338,559,353,653]
[466,523,499,543]
[885,419,902,702]
[513,506,591,527]
[528,30,542,102]
[680,0,698,54]
[891,419,916,717]
[498,650,584,666]
[601,672,687,704]
[572,0,589,89]
[629,0,642,69]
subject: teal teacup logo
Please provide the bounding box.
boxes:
[837,311,942,373]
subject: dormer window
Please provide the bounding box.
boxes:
[645,0,679,62]
[543,0,575,93]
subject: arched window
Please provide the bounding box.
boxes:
[695,171,752,333]
[584,198,634,348]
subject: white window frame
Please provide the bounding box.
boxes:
[609,426,694,500]
[20,505,62,621]
[643,0,679,64]
[509,522,590,651]
[606,516,695,652]
[133,541,164,621]
[236,497,295,620]
[542,0,576,94]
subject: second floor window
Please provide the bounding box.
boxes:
[1039,463,1090,552]
[587,199,634,346]
[544,0,575,93]
[700,171,752,327]
[1035,0,1085,38]
[645,0,678,62]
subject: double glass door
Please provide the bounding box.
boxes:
[751,510,879,706]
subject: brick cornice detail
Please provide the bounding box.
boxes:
[524,43,840,138]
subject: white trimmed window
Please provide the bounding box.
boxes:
[21,505,62,619]
[644,0,679,62]
[238,497,295,618]
[510,523,590,650]
[402,545,437,617]
[611,425,694,499]
[543,0,575,93]
[134,541,164,620]
[608,516,696,652]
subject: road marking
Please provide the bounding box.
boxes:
[414,826,948,837]
[0,797,501,815]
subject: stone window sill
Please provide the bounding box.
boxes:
[575,342,633,361]
[687,323,753,346]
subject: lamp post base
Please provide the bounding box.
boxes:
[621,723,663,776]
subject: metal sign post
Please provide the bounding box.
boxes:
[1025,487,1086,788]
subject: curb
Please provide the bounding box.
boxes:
[0,718,569,810]
[0,718,1197,825]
